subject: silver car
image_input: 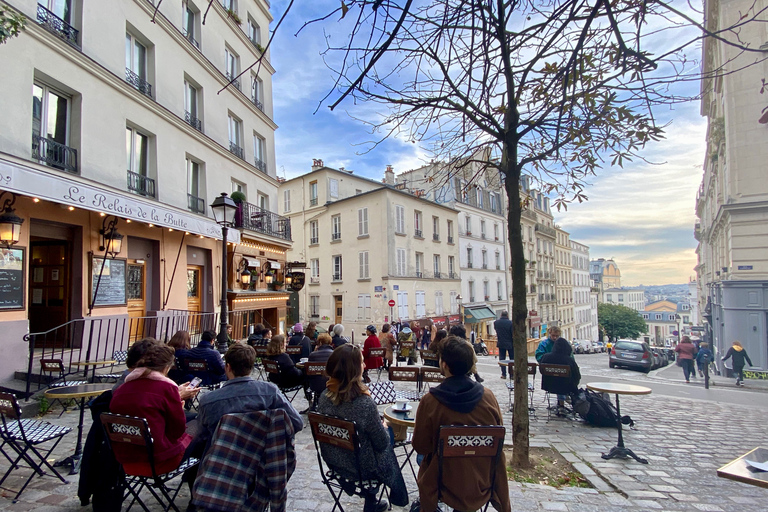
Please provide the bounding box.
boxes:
[609,340,653,373]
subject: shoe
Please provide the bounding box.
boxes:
[698,370,704,378]
[475,374,484,383]
[299,407,311,414]
[686,380,690,383]
[500,375,507,379]
[363,497,388,512]
[556,406,568,417]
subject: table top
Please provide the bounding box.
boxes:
[498,359,513,366]
[44,383,113,399]
[586,382,652,395]
[383,404,417,427]
[71,360,117,366]
[717,447,768,489]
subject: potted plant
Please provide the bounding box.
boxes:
[226,8,242,25]
[230,190,246,226]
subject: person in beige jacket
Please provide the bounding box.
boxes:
[411,336,510,512]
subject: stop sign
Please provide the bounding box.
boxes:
[388,299,396,307]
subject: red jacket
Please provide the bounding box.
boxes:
[110,374,191,476]
[363,335,383,369]
[675,341,697,360]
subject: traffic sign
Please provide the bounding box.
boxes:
[388,299,396,307]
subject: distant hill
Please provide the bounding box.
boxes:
[638,284,691,303]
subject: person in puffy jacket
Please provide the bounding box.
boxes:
[722,340,753,387]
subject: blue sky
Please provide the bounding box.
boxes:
[268,2,705,287]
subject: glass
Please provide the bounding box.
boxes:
[46,90,68,143]
[32,85,43,138]
[127,264,144,300]
[185,82,197,117]
[187,269,199,298]
[188,160,199,196]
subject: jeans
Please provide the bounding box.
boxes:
[681,359,695,381]
[734,365,745,383]
[499,347,511,376]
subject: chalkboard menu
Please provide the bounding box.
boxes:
[91,257,127,307]
[0,248,25,310]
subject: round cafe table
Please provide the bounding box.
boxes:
[383,403,418,480]
[586,382,651,464]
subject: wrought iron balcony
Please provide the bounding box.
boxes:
[127,171,156,197]
[521,209,537,222]
[183,29,199,49]
[226,73,241,91]
[535,222,557,238]
[187,194,205,214]
[433,233,440,241]
[37,4,79,48]
[229,142,245,160]
[125,68,152,97]
[434,271,442,279]
[185,111,202,131]
[251,95,264,112]
[415,271,423,278]
[234,200,292,241]
[310,277,320,284]
[254,157,267,174]
[32,135,78,174]
[482,264,488,269]
[331,232,341,241]
[449,272,457,279]
[310,237,319,245]
[414,229,423,238]
[467,262,473,269]
[447,236,454,244]
[310,198,318,206]
[332,273,342,282]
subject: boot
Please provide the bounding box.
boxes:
[363,491,388,512]
[474,373,484,383]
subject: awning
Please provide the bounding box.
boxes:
[267,260,281,269]
[464,306,496,323]
[241,257,259,268]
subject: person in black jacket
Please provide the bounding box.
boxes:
[302,333,335,413]
[332,324,348,348]
[722,340,753,387]
[540,338,581,415]
[265,334,304,388]
[493,311,514,378]
[288,323,312,364]
[247,323,265,346]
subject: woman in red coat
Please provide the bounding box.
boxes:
[110,343,192,476]
[362,325,383,383]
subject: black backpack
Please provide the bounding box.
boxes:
[579,389,634,428]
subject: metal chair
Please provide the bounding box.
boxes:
[38,358,88,414]
[253,346,268,380]
[367,347,387,381]
[0,392,72,500]
[94,350,129,382]
[307,412,388,512]
[388,366,424,401]
[538,363,573,420]
[505,361,537,416]
[437,425,506,512]
[304,361,328,411]
[420,366,445,391]
[100,413,198,512]
[262,359,303,402]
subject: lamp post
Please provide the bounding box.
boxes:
[456,294,463,325]
[675,313,682,343]
[211,193,237,354]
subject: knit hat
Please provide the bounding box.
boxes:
[293,323,303,332]
[333,324,345,336]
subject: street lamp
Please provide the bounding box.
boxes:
[675,313,682,343]
[456,294,463,324]
[0,192,24,249]
[210,192,237,354]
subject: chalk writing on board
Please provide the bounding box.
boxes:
[91,257,126,306]
[0,248,24,309]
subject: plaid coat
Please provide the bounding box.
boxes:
[192,409,296,512]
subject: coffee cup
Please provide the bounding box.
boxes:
[395,399,408,410]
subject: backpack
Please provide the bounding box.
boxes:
[579,389,634,428]
[699,350,713,365]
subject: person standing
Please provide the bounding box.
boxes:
[674,336,698,383]
[695,342,714,378]
[378,323,396,369]
[722,340,753,387]
[493,311,514,379]
[420,324,432,350]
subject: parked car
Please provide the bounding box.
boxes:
[650,349,662,370]
[594,341,605,353]
[571,340,583,354]
[655,348,669,366]
[609,340,653,373]
[580,339,594,354]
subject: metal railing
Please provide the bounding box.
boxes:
[254,157,267,174]
[310,237,319,245]
[332,273,342,282]
[37,4,79,47]
[183,29,199,49]
[235,200,292,241]
[414,229,423,238]
[310,198,318,206]
[185,110,202,131]
[448,236,454,244]
[229,141,245,160]
[331,232,341,241]
[449,272,458,279]
[521,209,537,222]
[434,271,442,279]
[467,262,473,269]
[415,271,423,278]
[32,134,78,174]
[433,233,440,241]
[127,170,156,197]
[125,68,152,97]
[226,72,241,90]
[187,193,205,214]
[535,222,557,237]
[251,95,264,112]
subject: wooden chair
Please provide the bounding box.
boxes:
[307,412,388,512]
[396,340,416,366]
[285,346,302,357]
[505,361,537,416]
[420,348,439,368]
[437,425,506,512]
[253,346,268,380]
[262,359,303,402]
[388,366,424,401]
[538,363,573,420]
[100,413,199,512]
[38,359,88,414]
[0,392,72,500]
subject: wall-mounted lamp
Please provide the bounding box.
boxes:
[0,192,24,249]
[99,216,123,257]
[285,271,293,286]
[237,258,252,288]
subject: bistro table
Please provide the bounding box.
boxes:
[586,382,651,464]
[383,403,418,480]
[717,447,768,489]
[71,359,117,382]
[44,382,113,474]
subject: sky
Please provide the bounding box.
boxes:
[267,2,705,287]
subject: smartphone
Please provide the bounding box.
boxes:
[189,377,202,389]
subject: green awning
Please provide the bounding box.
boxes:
[464,306,496,323]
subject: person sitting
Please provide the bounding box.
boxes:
[539,338,581,415]
[181,330,226,386]
[167,330,191,383]
[247,323,265,347]
[424,329,448,368]
[332,324,347,348]
[362,325,383,383]
[288,323,312,364]
[303,333,334,413]
[265,334,304,389]
[305,321,319,343]
[412,337,510,512]
[448,324,484,383]
[316,345,408,512]
[110,344,196,476]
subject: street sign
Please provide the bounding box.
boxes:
[286,261,307,269]
[388,299,396,307]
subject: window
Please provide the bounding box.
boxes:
[228,114,243,158]
[357,294,371,320]
[466,248,473,268]
[257,193,269,212]
[607,294,612,302]
[528,226,533,241]
[465,215,472,235]
[494,223,499,240]
[332,255,342,281]
[310,295,320,317]
[433,254,440,277]
[415,252,423,277]
[618,294,624,302]
[310,258,319,280]
[469,281,475,302]
[415,291,426,317]
[432,216,439,240]
[448,256,455,276]
[283,190,290,213]
[482,250,488,269]
[447,220,454,242]
[247,17,260,46]
[32,82,76,173]
[497,281,503,300]
[396,248,406,276]
[490,193,498,213]
[253,134,266,172]
[435,291,444,315]
[309,181,318,206]
[480,220,486,239]
[483,281,490,300]
[182,2,199,48]
[309,220,319,244]
[477,187,484,208]
[358,208,368,236]
[225,47,240,89]
[642,313,649,319]
[186,158,205,213]
[231,180,246,199]
[221,0,236,11]
[126,126,154,197]
[397,291,409,319]
[328,178,339,199]
[450,291,457,314]
[495,252,501,270]
[395,205,405,234]
[331,215,341,241]
[251,75,264,111]
[184,79,201,130]
[125,32,151,96]
[414,211,423,237]
[358,251,369,279]
[655,314,662,320]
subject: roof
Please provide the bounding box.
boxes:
[464,306,496,323]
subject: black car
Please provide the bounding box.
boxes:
[609,340,653,373]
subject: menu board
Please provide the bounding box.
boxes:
[0,248,24,310]
[91,257,127,307]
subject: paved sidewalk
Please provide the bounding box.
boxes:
[0,364,766,511]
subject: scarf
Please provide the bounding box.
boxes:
[125,367,178,387]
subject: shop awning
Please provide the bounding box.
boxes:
[464,306,496,323]
[241,257,259,268]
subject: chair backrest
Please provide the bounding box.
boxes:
[367,381,396,405]
[254,346,268,358]
[40,358,65,377]
[388,367,419,383]
[399,340,415,351]
[113,350,128,364]
[183,358,209,373]
[368,347,386,358]
[420,349,438,362]
[262,359,280,374]
[100,413,159,478]
[420,366,445,384]
[307,412,358,452]
[0,392,21,421]
[506,361,538,378]
[285,346,302,356]
[538,363,571,379]
[304,362,327,376]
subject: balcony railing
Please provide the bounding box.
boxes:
[183,29,200,49]
[467,262,473,269]
[331,232,341,241]
[482,264,488,269]
[127,171,156,197]
[185,111,202,131]
[448,236,454,244]
[415,271,423,278]
[125,68,152,97]
[234,201,292,241]
[310,237,319,245]
[251,95,264,112]
[187,194,205,214]
[434,271,441,279]
[449,272,457,279]
[332,273,342,282]
[414,229,423,238]
[37,4,79,48]
[32,135,77,174]
[254,157,267,174]
[310,277,320,284]
[433,233,440,241]
[229,142,245,160]
[521,209,537,222]
[535,222,557,238]
[310,198,318,206]
[226,73,241,91]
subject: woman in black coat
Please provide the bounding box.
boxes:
[265,335,304,388]
[540,338,581,412]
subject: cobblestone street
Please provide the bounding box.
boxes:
[0,358,766,511]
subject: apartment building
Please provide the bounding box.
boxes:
[590,257,621,294]
[695,0,768,370]
[569,240,592,341]
[602,288,646,313]
[279,163,461,338]
[0,0,290,380]
[554,226,574,340]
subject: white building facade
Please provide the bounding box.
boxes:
[571,240,595,341]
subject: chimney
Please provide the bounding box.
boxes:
[312,159,324,171]
[384,165,395,185]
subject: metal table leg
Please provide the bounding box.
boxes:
[600,394,648,464]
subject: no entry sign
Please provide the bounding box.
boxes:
[388,299,396,307]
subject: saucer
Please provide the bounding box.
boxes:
[392,404,413,412]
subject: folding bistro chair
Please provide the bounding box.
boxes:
[304,361,328,411]
[367,381,396,406]
[0,392,72,500]
[420,366,445,391]
[100,413,199,512]
[285,346,302,358]
[437,425,506,512]
[388,367,424,401]
[262,359,303,402]
[252,346,268,380]
[538,363,573,420]
[38,358,88,414]
[397,340,416,366]
[367,347,387,381]
[504,362,537,416]
[94,350,129,382]
[419,348,439,368]
[307,412,388,512]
